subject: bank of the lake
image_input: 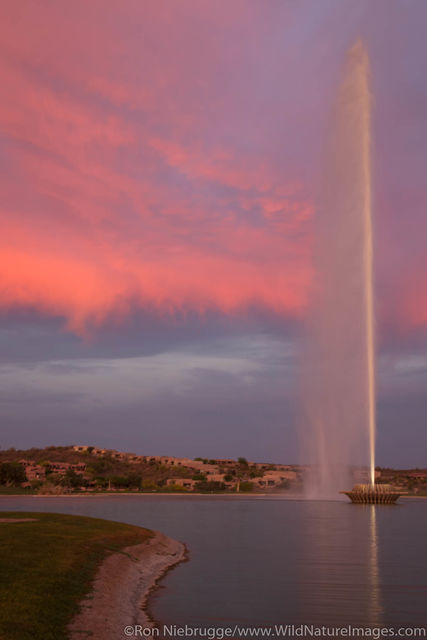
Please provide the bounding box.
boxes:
[0,512,185,640]
[0,487,271,496]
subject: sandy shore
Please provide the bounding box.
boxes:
[0,517,39,522]
[68,530,187,640]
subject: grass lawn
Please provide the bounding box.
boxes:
[0,487,35,495]
[0,511,153,640]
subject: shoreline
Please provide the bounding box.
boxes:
[68,530,187,640]
[1,492,425,500]
[0,491,271,498]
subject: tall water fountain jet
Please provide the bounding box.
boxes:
[301,41,376,498]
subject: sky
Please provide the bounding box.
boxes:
[1,0,427,466]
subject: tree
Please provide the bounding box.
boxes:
[88,458,114,474]
[110,475,130,489]
[0,462,26,486]
[109,472,142,490]
[192,473,207,481]
[127,472,143,489]
[61,469,86,489]
[238,457,249,467]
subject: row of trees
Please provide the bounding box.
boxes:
[0,461,149,491]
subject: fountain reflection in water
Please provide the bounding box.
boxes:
[368,506,383,624]
[298,502,383,626]
[301,41,376,498]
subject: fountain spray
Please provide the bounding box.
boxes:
[355,43,376,486]
[302,41,378,497]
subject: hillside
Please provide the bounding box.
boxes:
[0,446,297,493]
[0,446,194,492]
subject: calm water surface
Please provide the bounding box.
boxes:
[1,495,426,629]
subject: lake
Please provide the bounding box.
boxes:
[1,495,426,632]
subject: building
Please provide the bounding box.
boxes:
[47,462,86,475]
[215,459,236,466]
[204,473,226,483]
[166,478,196,490]
[253,470,296,488]
[20,460,46,482]
[406,470,427,479]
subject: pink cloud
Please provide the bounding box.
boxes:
[0,1,425,337]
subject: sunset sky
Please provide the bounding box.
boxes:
[1,1,427,466]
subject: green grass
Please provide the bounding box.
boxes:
[0,512,153,640]
[0,485,36,496]
[0,486,35,495]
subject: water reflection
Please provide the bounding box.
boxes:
[298,502,383,626]
[367,505,383,624]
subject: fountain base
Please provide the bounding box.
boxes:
[341,484,401,504]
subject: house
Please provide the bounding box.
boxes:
[20,460,46,482]
[204,473,226,483]
[406,470,427,479]
[47,462,87,475]
[253,470,296,488]
[166,478,196,490]
[145,456,216,472]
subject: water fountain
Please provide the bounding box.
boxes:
[341,483,401,504]
[302,41,400,504]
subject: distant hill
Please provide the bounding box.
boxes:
[0,446,298,493]
[0,446,194,492]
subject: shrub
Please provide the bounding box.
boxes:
[0,462,26,486]
[192,473,207,481]
[110,476,130,489]
[61,470,86,489]
[195,481,225,492]
[94,477,108,488]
